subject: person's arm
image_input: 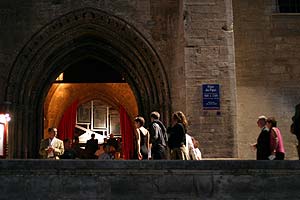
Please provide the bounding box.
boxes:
[38,140,47,158]
[181,126,186,147]
[147,131,150,159]
[250,143,257,151]
[270,128,278,156]
[54,140,64,156]
[136,128,142,160]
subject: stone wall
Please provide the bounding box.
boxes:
[233,0,300,159]
[0,0,239,158]
[1,160,300,199]
[0,0,183,109]
[183,0,237,158]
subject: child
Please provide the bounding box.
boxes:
[192,138,202,160]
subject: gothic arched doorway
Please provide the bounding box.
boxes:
[5,8,171,158]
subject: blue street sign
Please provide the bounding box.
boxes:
[202,84,220,110]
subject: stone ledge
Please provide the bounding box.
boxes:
[1,160,300,199]
[1,159,300,171]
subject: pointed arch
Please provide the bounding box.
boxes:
[6,7,171,158]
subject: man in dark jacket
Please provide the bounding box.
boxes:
[149,111,168,159]
[252,115,270,160]
[85,133,98,159]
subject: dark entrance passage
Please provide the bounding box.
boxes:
[61,58,126,83]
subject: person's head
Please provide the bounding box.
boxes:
[48,127,57,139]
[266,117,277,129]
[192,138,200,149]
[134,116,145,128]
[172,111,188,129]
[257,115,267,128]
[63,138,72,149]
[91,133,95,139]
[110,133,114,139]
[150,111,160,122]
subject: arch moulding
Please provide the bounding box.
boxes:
[6,7,171,158]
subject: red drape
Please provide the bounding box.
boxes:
[58,99,79,141]
[120,106,134,160]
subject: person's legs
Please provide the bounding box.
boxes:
[152,145,167,160]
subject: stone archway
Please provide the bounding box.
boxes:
[5,7,171,158]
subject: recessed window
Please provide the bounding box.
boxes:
[276,0,300,13]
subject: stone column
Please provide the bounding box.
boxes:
[183,0,237,158]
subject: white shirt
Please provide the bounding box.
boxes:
[186,134,194,152]
[186,134,196,160]
[194,148,202,160]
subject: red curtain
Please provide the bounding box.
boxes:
[120,106,134,160]
[58,99,79,141]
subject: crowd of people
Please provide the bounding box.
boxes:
[38,108,300,161]
[134,111,202,160]
[39,128,122,160]
[39,110,202,160]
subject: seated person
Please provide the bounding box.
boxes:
[107,133,119,151]
[72,137,84,159]
[98,144,113,160]
[60,138,76,159]
[94,144,105,158]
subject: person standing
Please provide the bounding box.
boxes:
[167,111,189,160]
[185,133,193,160]
[134,116,150,160]
[85,133,98,159]
[72,137,83,159]
[192,137,202,160]
[60,138,77,159]
[149,111,168,159]
[291,103,300,159]
[39,127,64,159]
[266,117,285,160]
[251,115,270,160]
[107,133,120,152]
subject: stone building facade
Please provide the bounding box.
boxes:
[0,0,298,159]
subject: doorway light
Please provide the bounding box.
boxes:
[56,73,64,81]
